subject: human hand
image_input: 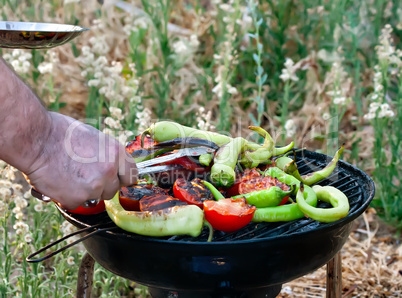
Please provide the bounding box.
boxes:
[25,112,138,210]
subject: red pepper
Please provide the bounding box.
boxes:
[67,200,105,215]
[173,178,214,208]
[125,135,156,154]
[203,198,256,233]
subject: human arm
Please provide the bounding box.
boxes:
[0,57,138,209]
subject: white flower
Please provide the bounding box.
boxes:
[104,117,122,130]
[189,35,200,48]
[322,113,331,121]
[34,202,44,212]
[333,96,347,105]
[37,62,53,74]
[364,102,395,120]
[0,188,12,200]
[172,40,188,55]
[219,3,235,13]
[284,119,297,137]
[24,234,33,243]
[109,107,124,121]
[67,256,75,265]
[227,86,238,95]
[279,58,299,82]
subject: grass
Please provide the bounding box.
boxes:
[0,0,401,296]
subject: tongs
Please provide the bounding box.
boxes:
[136,146,216,175]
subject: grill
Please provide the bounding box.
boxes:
[28,150,375,298]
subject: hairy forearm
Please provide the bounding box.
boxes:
[0,57,52,173]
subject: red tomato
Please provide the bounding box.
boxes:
[203,198,256,233]
[119,182,167,211]
[67,200,105,215]
[125,135,156,154]
[225,168,261,197]
[173,178,214,208]
[238,176,290,195]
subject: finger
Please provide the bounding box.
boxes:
[118,150,138,186]
[101,175,120,201]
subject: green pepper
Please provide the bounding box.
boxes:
[105,193,204,237]
[251,167,317,222]
[202,180,225,200]
[296,184,350,223]
[231,185,294,208]
[275,145,344,185]
[210,137,246,187]
[273,141,295,156]
[239,126,274,168]
[141,121,232,147]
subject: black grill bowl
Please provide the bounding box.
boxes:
[58,150,375,295]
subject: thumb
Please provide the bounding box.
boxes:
[118,149,138,186]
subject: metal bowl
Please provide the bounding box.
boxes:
[0,21,89,49]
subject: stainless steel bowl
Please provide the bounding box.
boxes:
[0,21,89,49]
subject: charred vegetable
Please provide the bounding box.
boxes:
[105,193,204,237]
[173,178,214,208]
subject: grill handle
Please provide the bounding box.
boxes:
[26,223,117,263]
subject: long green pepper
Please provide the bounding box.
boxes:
[105,193,204,237]
[296,184,350,223]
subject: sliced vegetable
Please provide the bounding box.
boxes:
[105,193,204,237]
[225,168,261,197]
[119,182,167,211]
[173,178,213,208]
[139,194,187,211]
[125,135,155,154]
[67,200,105,215]
[203,198,256,233]
[238,175,290,195]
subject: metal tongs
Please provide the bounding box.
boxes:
[31,137,219,206]
[136,146,216,175]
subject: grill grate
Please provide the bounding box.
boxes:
[165,151,365,242]
[69,150,371,243]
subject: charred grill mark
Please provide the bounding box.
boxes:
[140,194,187,211]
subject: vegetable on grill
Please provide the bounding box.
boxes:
[105,193,204,237]
[173,178,214,208]
[275,145,344,185]
[210,137,246,187]
[296,184,350,223]
[201,180,256,232]
[231,185,294,208]
[252,167,318,222]
[203,198,256,233]
[67,200,105,215]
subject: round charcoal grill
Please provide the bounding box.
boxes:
[28,150,375,298]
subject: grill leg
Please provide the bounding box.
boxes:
[326,252,342,298]
[77,252,95,298]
